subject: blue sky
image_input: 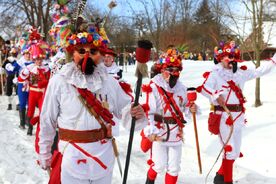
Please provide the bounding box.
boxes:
[89,0,142,16]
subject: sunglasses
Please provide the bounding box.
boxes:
[165,67,180,73]
[77,48,97,55]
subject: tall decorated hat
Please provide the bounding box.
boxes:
[28,27,48,60]
[155,48,183,72]
[49,0,116,54]
[214,41,241,63]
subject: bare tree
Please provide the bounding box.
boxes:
[220,0,275,107]
[0,0,53,40]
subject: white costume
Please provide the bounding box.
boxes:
[200,60,276,160]
[104,62,122,79]
[39,62,146,183]
[143,74,193,177]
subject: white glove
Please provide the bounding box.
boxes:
[22,69,30,77]
[12,77,18,84]
[5,63,15,72]
[39,158,52,170]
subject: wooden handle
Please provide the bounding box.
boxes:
[192,112,202,174]
[112,138,119,157]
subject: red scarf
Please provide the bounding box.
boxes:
[227,80,246,112]
[155,84,185,128]
[76,87,115,126]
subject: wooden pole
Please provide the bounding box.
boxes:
[192,110,202,174]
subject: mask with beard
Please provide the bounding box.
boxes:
[79,53,97,75]
[228,61,237,73]
[169,74,179,88]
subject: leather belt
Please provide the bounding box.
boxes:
[59,128,107,143]
[154,114,177,124]
[214,105,243,112]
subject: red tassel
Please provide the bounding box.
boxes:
[203,71,210,78]
[147,159,154,166]
[142,103,150,113]
[224,145,232,152]
[142,84,152,93]
[239,152,244,158]
[240,65,247,70]
[226,116,234,125]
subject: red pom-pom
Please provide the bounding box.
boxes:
[240,65,247,70]
[226,116,234,125]
[203,72,210,78]
[142,84,152,93]
[224,145,232,152]
[142,103,150,113]
[147,159,154,166]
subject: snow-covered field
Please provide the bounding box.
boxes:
[0,60,276,184]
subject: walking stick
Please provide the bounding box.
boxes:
[205,105,234,183]
[187,87,202,174]
[0,50,4,95]
[122,40,152,184]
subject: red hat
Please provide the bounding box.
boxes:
[157,48,183,71]
[30,44,45,59]
[214,41,241,62]
[101,48,117,57]
[136,40,153,63]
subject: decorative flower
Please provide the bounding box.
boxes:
[80,37,87,44]
[82,32,88,38]
[93,40,99,47]
[87,35,93,42]
[77,33,83,38]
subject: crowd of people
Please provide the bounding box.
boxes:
[0,1,276,184]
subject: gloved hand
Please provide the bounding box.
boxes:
[5,63,15,72]
[12,77,18,84]
[39,158,52,170]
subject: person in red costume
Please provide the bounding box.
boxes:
[18,28,50,139]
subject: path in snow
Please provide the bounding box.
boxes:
[0,61,276,184]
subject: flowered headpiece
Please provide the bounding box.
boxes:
[214,41,241,63]
[156,48,183,71]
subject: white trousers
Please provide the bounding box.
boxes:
[220,118,243,160]
[152,142,182,176]
[61,168,113,184]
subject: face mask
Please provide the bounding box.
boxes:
[79,53,97,75]
[169,74,179,88]
[228,61,237,73]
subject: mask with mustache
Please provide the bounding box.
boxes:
[169,74,179,88]
[79,53,97,75]
[228,61,237,73]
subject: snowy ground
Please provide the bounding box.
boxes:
[0,60,276,184]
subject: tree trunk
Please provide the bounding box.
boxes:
[255,77,262,107]
[255,50,262,107]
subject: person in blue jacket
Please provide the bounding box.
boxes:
[17,48,33,129]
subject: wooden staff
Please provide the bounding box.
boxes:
[187,87,202,174]
[122,40,152,184]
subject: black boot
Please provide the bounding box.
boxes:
[224,182,233,184]
[214,173,224,184]
[16,104,20,111]
[145,177,155,184]
[19,108,26,129]
[7,104,12,110]
[27,125,33,136]
[26,117,33,136]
